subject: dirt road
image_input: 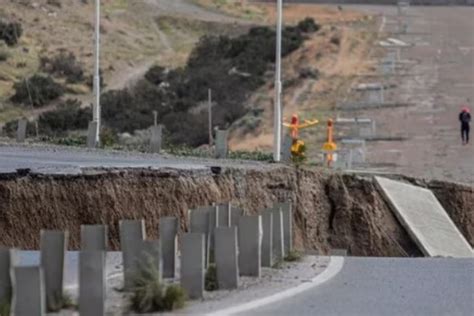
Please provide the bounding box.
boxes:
[348,5,474,184]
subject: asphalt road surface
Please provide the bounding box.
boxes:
[0,144,271,174]
[250,257,474,316]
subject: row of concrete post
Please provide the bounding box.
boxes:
[0,201,293,314]
[12,119,229,159]
[185,202,293,298]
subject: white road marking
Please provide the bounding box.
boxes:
[206,256,345,316]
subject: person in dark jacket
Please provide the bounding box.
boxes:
[459,106,471,145]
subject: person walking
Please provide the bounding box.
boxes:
[459,106,471,145]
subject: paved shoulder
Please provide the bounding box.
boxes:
[252,257,474,316]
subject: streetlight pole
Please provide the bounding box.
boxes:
[273,0,283,162]
[93,0,101,145]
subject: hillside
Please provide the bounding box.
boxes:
[0,0,377,161]
[0,0,252,124]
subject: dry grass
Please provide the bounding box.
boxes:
[192,0,265,20]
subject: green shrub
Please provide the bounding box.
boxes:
[162,285,186,310]
[129,257,186,313]
[0,20,23,46]
[40,51,85,83]
[144,65,167,85]
[205,264,218,291]
[228,150,273,162]
[284,250,302,262]
[11,74,64,107]
[297,17,320,33]
[37,99,90,134]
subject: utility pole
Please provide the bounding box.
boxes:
[273,0,283,162]
[208,89,213,147]
[93,0,101,145]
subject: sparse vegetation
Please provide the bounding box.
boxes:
[284,250,302,262]
[37,99,90,134]
[129,257,186,313]
[0,301,10,316]
[11,74,64,107]
[40,51,85,84]
[297,17,321,33]
[0,20,23,46]
[47,292,75,312]
[205,263,218,291]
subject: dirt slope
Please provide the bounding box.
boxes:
[0,168,471,255]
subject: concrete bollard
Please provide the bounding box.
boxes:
[79,251,105,316]
[271,208,285,261]
[261,210,273,267]
[87,121,99,148]
[81,224,108,251]
[0,248,16,306]
[189,207,212,267]
[149,124,163,153]
[181,233,205,299]
[276,202,293,254]
[12,266,46,315]
[281,132,293,163]
[215,227,239,289]
[40,230,68,311]
[238,215,262,277]
[136,240,162,282]
[119,219,146,290]
[159,217,178,278]
[230,206,243,227]
[16,119,27,143]
[217,203,231,227]
[215,130,229,159]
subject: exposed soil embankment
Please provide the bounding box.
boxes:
[0,167,472,256]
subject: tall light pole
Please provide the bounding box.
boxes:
[93,0,101,145]
[273,0,283,162]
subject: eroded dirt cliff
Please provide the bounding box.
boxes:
[0,167,472,256]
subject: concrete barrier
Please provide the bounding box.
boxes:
[217,203,231,227]
[189,207,212,267]
[261,210,273,267]
[16,119,27,143]
[238,215,262,277]
[181,233,205,299]
[215,227,239,289]
[87,121,99,148]
[215,130,229,159]
[136,240,162,282]
[81,224,108,251]
[160,217,178,278]
[12,266,46,315]
[230,206,243,227]
[149,124,163,153]
[0,248,16,305]
[40,230,68,310]
[281,133,293,163]
[271,208,285,261]
[119,219,146,290]
[79,251,105,316]
[276,202,293,254]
